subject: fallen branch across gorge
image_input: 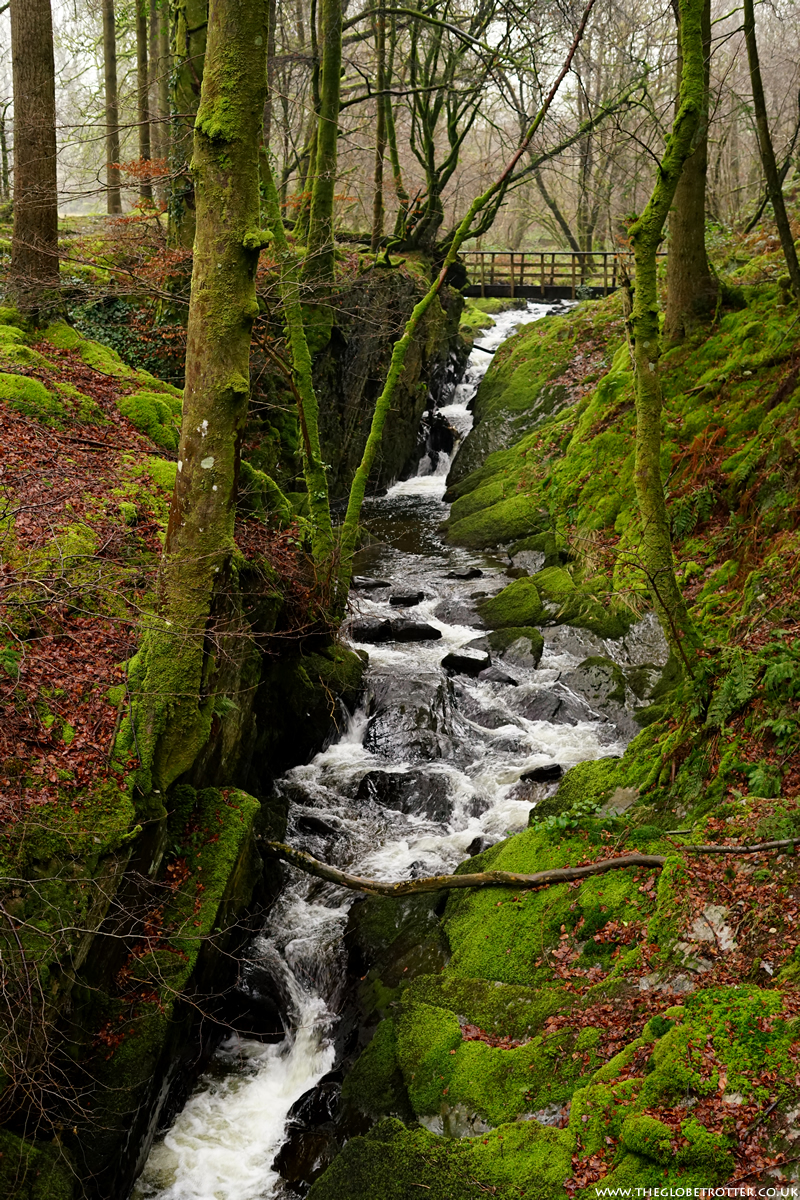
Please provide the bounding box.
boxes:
[262,838,800,897]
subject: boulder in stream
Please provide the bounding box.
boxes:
[357,768,454,821]
[478,665,518,685]
[521,763,563,783]
[391,619,442,642]
[445,566,483,580]
[350,618,394,643]
[441,647,491,676]
[352,576,391,590]
[390,591,425,607]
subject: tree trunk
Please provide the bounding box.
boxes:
[371,6,387,250]
[263,0,277,150]
[304,0,342,283]
[9,0,60,318]
[0,102,10,202]
[137,0,153,202]
[128,0,269,793]
[629,0,703,669]
[101,0,123,215]
[158,0,171,173]
[664,0,718,342]
[742,0,800,296]
[170,0,209,249]
[148,0,162,172]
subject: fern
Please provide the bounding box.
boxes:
[706,649,759,728]
[670,484,716,539]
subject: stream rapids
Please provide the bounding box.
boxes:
[134,302,666,1200]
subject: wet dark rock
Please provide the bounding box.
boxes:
[433,598,487,628]
[295,813,341,838]
[350,618,394,643]
[351,618,441,643]
[390,591,425,607]
[441,648,491,677]
[466,835,495,856]
[445,566,483,580]
[478,666,518,685]
[519,688,591,725]
[366,675,457,761]
[560,656,640,738]
[407,860,429,878]
[352,576,391,590]
[357,769,453,822]
[521,763,563,783]
[273,1128,338,1191]
[391,619,442,642]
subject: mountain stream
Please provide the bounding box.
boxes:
[134,301,668,1200]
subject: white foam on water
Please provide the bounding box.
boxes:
[133,991,334,1200]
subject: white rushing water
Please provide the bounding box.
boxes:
[134,300,654,1200]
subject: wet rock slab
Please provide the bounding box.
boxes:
[351,618,442,643]
[356,768,454,822]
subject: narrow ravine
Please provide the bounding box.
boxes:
[134,302,664,1200]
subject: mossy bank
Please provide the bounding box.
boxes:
[308,258,800,1197]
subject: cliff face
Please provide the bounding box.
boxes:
[312,263,464,499]
[307,282,800,1200]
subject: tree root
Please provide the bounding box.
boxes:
[262,837,800,897]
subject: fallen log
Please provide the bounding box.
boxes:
[262,837,799,898]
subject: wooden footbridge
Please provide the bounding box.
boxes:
[461,250,623,300]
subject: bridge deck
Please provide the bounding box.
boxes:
[461,249,622,300]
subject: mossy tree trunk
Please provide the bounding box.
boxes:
[742,0,800,297]
[129,0,269,793]
[664,0,718,342]
[102,0,123,215]
[9,0,60,319]
[169,0,209,249]
[303,0,342,283]
[629,0,703,669]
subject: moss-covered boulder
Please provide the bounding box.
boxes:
[478,577,545,627]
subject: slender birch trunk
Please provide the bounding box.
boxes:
[629,0,704,667]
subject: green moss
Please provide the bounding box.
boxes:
[0,323,27,345]
[0,372,62,424]
[396,1001,462,1113]
[0,1129,74,1200]
[531,565,575,599]
[307,1116,573,1200]
[118,389,182,450]
[479,577,544,628]
[343,1018,412,1118]
[487,626,544,664]
[44,320,137,378]
[447,491,549,549]
[144,456,178,493]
